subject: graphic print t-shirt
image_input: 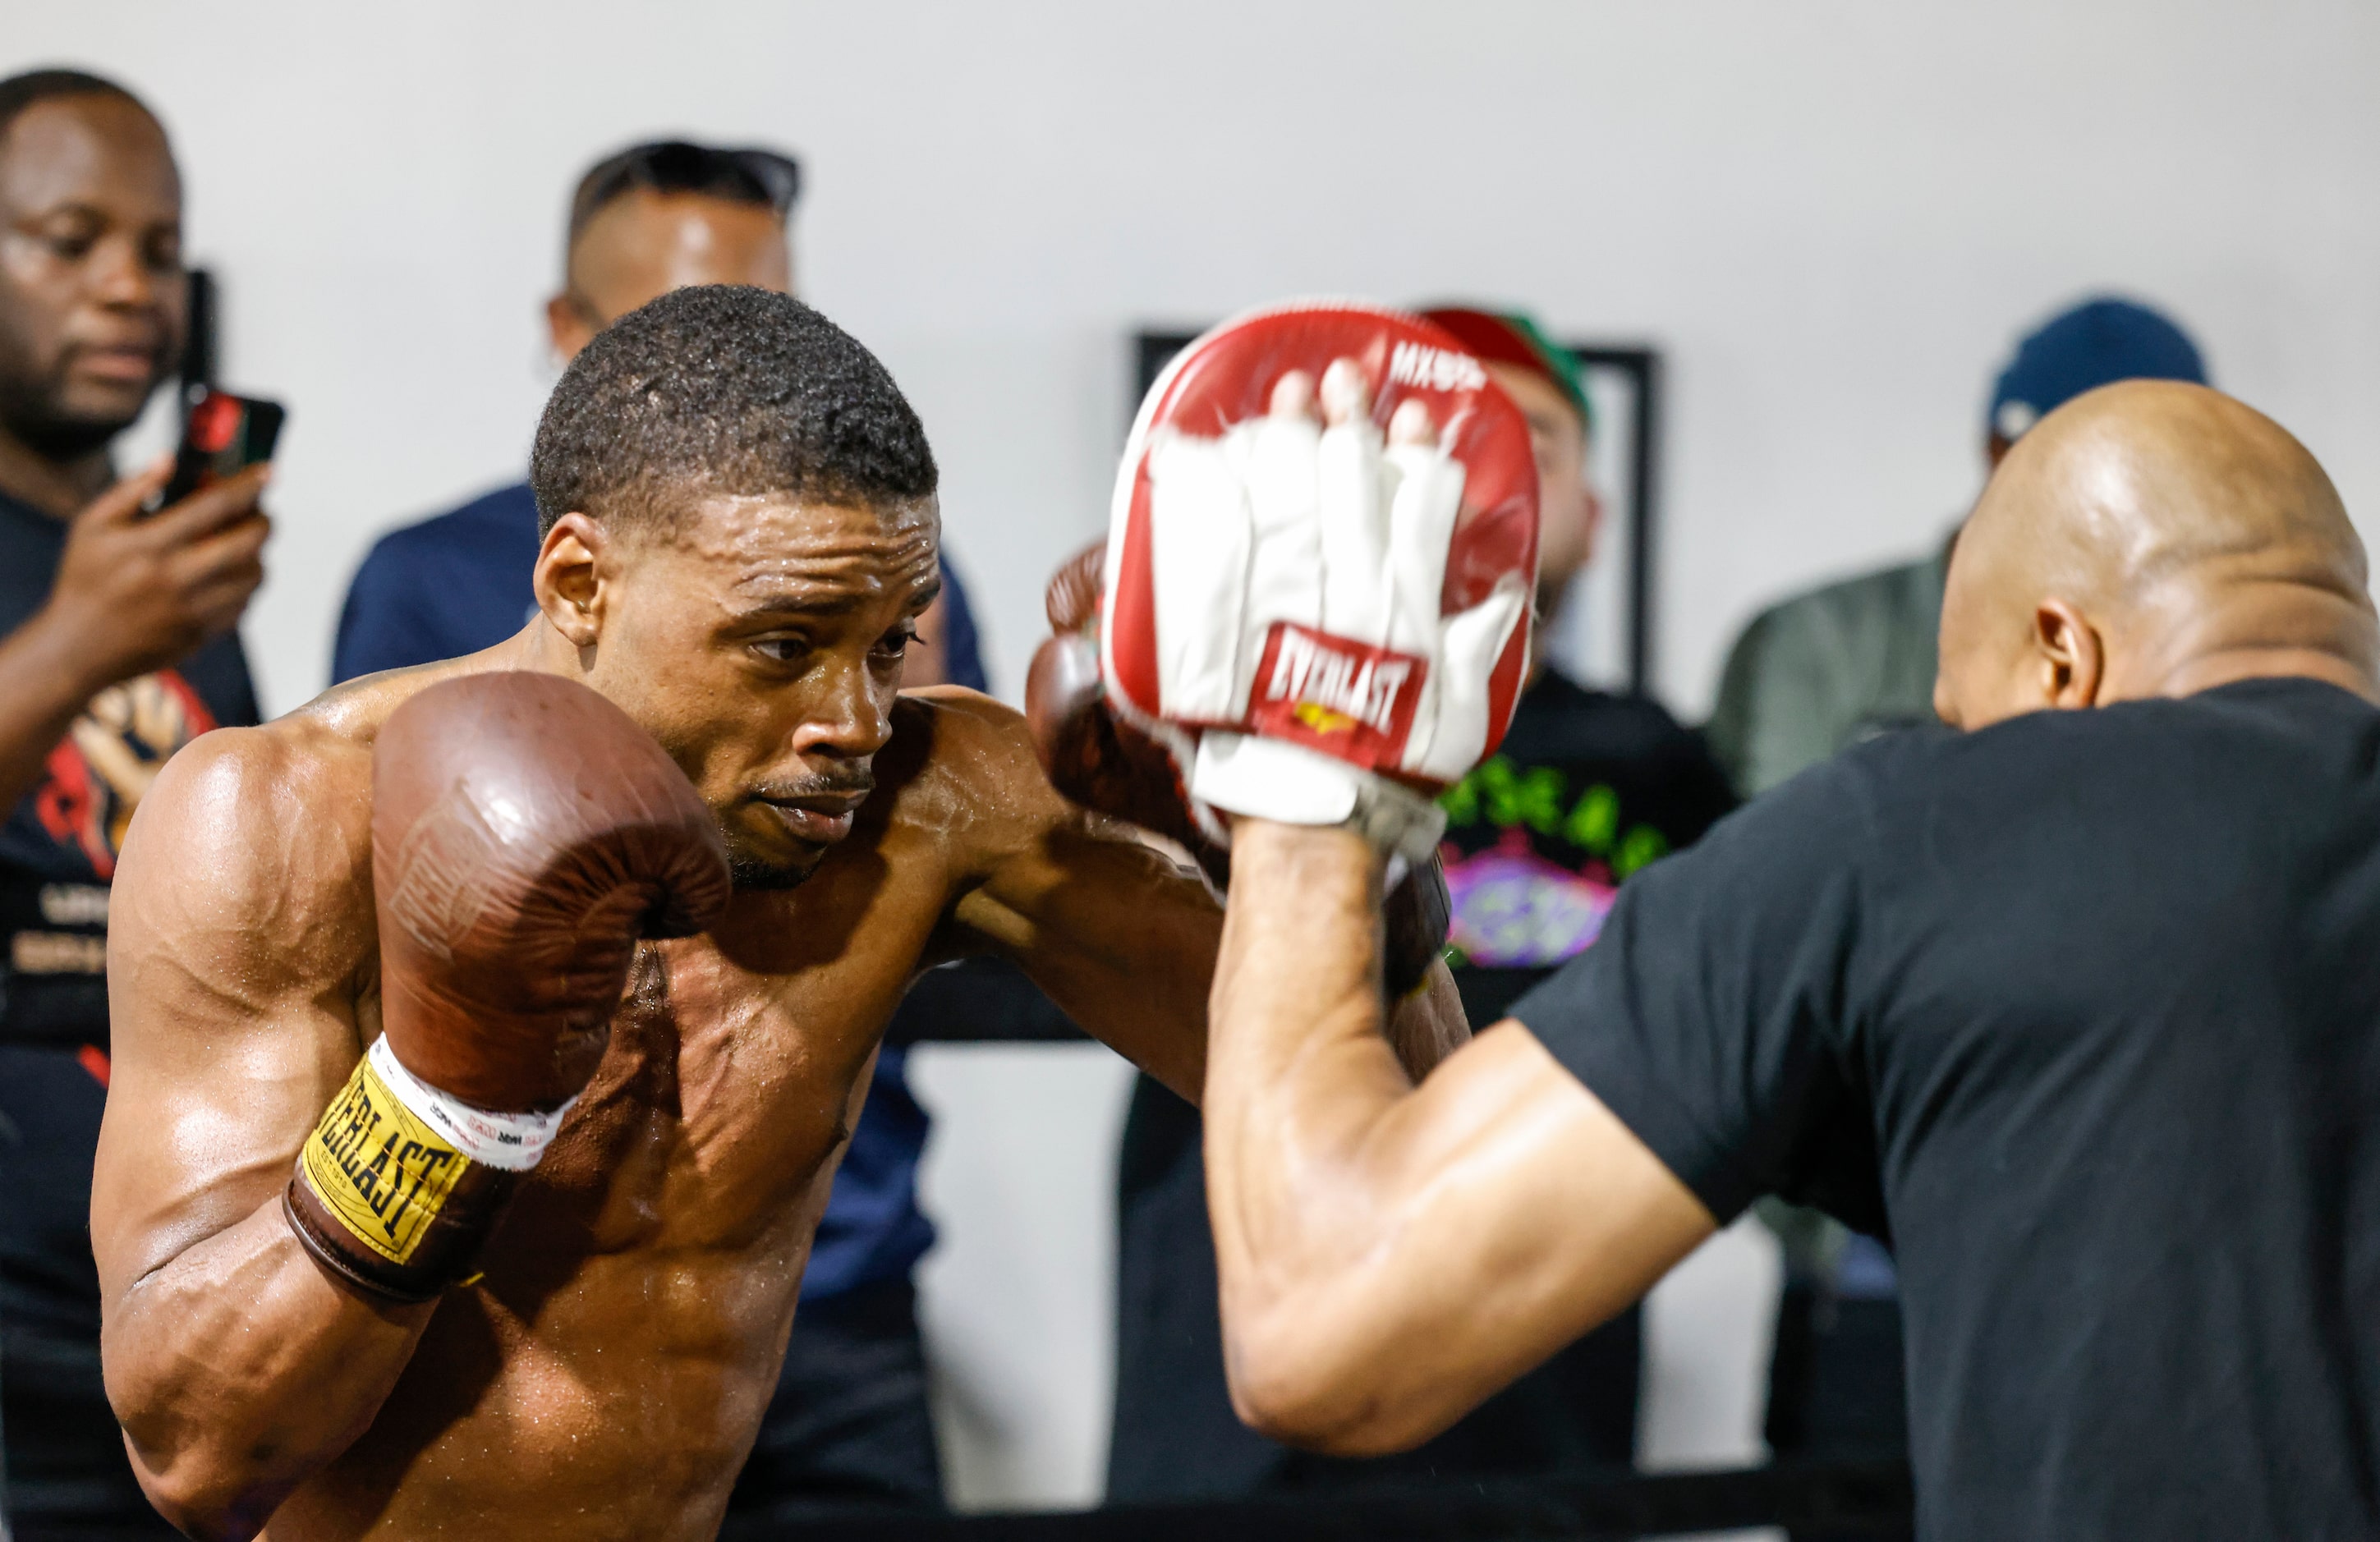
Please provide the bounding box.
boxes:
[1436,669,1736,1026]
[0,487,260,1049]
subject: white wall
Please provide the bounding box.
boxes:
[13,0,2379,1510]
[13,1,2380,717]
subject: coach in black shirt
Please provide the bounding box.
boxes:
[0,70,268,1537]
[1196,378,2380,1540]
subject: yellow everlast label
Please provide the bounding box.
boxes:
[299,1053,472,1265]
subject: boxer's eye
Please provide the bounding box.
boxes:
[750,636,811,666]
[875,626,918,660]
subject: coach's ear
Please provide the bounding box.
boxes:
[2031,597,2105,710]
[533,512,613,651]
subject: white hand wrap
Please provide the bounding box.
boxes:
[366,1035,575,1173]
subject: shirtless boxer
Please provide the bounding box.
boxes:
[90,291,1503,1540]
[1192,380,2380,1538]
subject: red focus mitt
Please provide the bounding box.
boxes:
[1100,301,1537,863]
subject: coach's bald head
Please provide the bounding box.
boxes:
[1935,379,2378,731]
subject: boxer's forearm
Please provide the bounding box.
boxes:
[1385,960,1470,1080]
[962,815,1222,1104]
[109,1200,433,1540]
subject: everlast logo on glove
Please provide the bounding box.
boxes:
[299,1053,470,1266]
[1249,622,1427,764]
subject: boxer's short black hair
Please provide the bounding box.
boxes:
[0,68,151,145]
[531,285,937,537]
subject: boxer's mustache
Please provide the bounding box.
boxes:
[747,768,876,805]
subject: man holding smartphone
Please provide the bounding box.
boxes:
[0,68,269,1540]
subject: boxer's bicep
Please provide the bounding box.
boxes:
[95,731,370,1295]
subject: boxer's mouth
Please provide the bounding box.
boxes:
[755,790,868,846]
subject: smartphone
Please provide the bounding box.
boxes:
[160,388,286,507]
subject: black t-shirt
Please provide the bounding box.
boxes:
[1515,677,2380,1540]
[1439,669,1735,1025]
[0,484,259,1047]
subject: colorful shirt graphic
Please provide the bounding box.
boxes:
[1433,669,1736,1025]
[1442,827,1618,967]
[34,671,218,881]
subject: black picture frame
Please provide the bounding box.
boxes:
[1132,330,1666,694]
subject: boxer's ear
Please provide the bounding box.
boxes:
[2032,598,2104,710]
[534,512,611,649]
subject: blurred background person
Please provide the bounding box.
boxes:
[0,67,269,1540]
[1704,293,2212,1515]
[1708,296,2210,794]
[1106,307,1736,1503]
[331,138,988,1526]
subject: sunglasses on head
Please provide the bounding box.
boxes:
[573,140,803,235]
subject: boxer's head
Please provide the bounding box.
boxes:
[1935,380,2377,732]
[0,71,185,465]
[528,284,938,888]
[547,140,799,363]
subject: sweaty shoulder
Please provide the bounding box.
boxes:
[113,664,484,971]
[882,686,1064,821]
[111,714,378,1025]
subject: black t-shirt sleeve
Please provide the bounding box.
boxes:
[1509,755,1882,1232]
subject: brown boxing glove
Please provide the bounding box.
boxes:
[285,672,731,1304]
[1026,541,1228,887]
[1026,542,1450,994]
[1383,852,1451,1000]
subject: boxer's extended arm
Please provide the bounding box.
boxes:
[934,691,1219,1101]
[933,694,1463,1101]
[93,732,428,1541]
[1203,819,1716,1457]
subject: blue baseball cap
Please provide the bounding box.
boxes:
[1987,296,2208,443]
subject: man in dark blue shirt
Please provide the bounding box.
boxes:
[333,140,981,1522]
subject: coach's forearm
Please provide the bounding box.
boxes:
[1203,819,1433,1448]
[107,1199,434,1540]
